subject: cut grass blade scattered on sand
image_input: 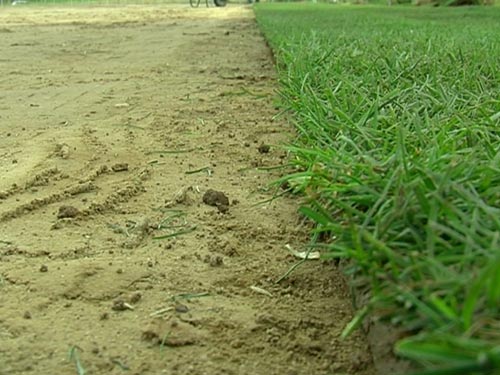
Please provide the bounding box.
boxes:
[145,147,202,155]
[153,210,197,240]
[171,292,210,302]
[153,226,197,240]
[68,346,86,375]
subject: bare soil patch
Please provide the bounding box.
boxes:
[0,5,374,374]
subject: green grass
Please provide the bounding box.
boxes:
[254,3,500,374]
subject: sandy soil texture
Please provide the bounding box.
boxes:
[0,5,374,374]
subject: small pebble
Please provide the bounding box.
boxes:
[111,163,129,172]
[175,304,189,313]
[129,292,142,304]
[112,300,128,311]
[57,205,80,219]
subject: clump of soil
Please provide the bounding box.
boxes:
[202,189,230,213]
[142,318,199,347]
[56,205,80,219]
[111,163,129,172]
[258,143,271,153]
[54,143,71,159]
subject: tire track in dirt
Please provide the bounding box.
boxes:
[0,6,375,375]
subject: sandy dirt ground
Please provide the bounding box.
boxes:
[0,5,375,374]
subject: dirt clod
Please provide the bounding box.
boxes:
[111,299,133,311]
[142,319,198,347]
[55,143,71,159]
[175,304,189,313]
[56,205,80,219]
[100,312,110,321]
[202,189,229,213]
[258,143,271,154]
[204,254,224,267]
[128,292,142,304]
[39,264,48,272]
[111,163,129,172]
